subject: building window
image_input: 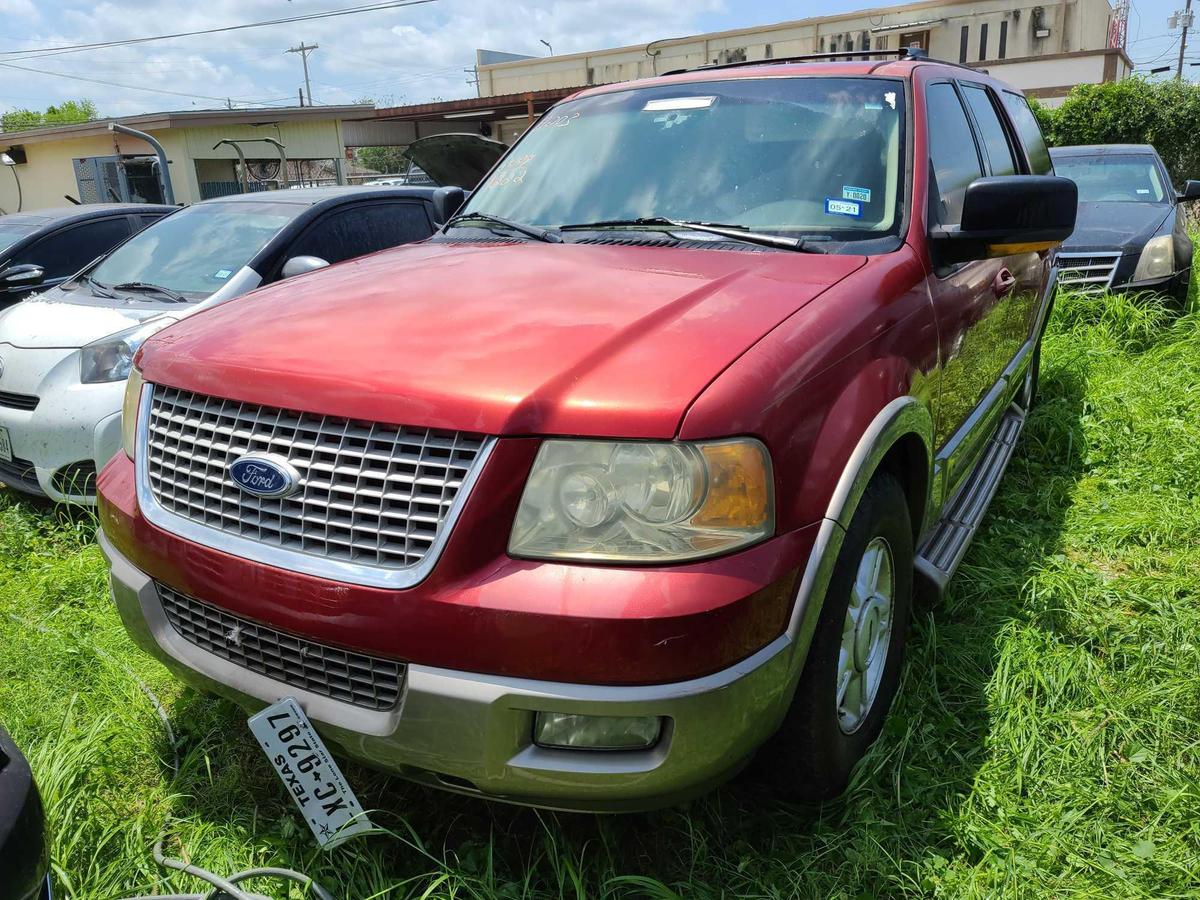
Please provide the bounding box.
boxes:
[764,42,773,59]
[819,36,826,53]
[860,30,870,59]
[979,22,989,60]
[959,25,969,63]
[875,35,889,51]
[999,21,1008,59]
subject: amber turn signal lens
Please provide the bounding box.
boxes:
[693,440,773,529]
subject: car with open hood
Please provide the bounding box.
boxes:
[0,184,453,502]
[0,203,173,308]
[99,50,1075,811]
[1050,144,1199,301]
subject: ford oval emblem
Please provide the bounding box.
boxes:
[228,453,301,499]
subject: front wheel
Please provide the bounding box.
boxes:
[757,471,914,802]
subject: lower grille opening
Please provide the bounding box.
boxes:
[0,454,41,493]
[51,461,97,497]
[156,583,405,711]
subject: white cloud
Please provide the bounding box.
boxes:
[0,0,726,117]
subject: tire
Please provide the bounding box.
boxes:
[758,471,914,803]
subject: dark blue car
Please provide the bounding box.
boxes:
[1050,144,1200,301]
[0,204,174,308]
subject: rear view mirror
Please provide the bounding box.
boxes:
[432,186,466,225]
[1178,180,1200,201]
[281,256,330,279]
[0,263,44,289]
[931,175,1078,265]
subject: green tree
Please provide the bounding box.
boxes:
[2,98,98,131]
[1036,77,1200,185]
[354,145,408,175]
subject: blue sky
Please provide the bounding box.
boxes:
[0,0,1192,118]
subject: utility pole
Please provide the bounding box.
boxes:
[1173,0,1194,80]
[286,42,319,105]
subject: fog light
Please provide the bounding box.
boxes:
[534,712,662,750]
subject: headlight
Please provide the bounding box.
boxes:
[1133,235,1175,281]
[509,438,773,562]
[121,367,144,459]
[79,317,175,384]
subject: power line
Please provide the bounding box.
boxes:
[0,59,290,107]
[0,0,438,63]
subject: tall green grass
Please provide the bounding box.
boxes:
[1,286,1198,898]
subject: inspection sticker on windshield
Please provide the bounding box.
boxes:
[214,269,232,280]
[643,96,715,111]
[842,186,872,203]
[248,698,373,849]
[825,198,862,218]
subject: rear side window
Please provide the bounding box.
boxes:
[926,83,983,226]
[1001,91,1053,175]
[13,217,132,279]
[287,202,433,266]
[961,84,1018,176]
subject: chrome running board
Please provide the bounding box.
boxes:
[916,405,1025,594]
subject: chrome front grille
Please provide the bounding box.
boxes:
[157,583,404,710]
[142,384,489,581]
[1055,252,1121,293]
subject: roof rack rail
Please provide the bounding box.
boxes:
[661,45,963,77]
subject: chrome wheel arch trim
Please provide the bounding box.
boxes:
[783,395,931,666]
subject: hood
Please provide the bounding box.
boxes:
[1061,202,1172,254]
[139,241,866,438]
[0,284,165,349]
[401,133,507,189]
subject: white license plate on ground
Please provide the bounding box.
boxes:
[0,426,11,464]
[247,697,373,849]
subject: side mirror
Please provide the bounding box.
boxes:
[930,175,1077,265]
[0,263,45,289]
[432,186,466,225]
[280,256,330,279]
[1178,180,1200,201]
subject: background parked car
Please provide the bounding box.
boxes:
[0,185,448,503]
[1050,144,1200,301]
[0,204,174,308]
[0,726,49,900]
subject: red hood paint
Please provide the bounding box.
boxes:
[139,241,865,438]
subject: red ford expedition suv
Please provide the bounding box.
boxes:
[98,51,1076,812]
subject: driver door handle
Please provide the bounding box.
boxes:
[993,267,1017,299]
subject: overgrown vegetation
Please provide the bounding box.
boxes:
[2,284,1199,898]
[1034,76,1200,183]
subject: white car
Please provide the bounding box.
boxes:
[0,185,450,502]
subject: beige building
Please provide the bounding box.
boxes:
[477,0,1131,113]
[0,105,371,214]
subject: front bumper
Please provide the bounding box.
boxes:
[102,531,803,812]
[0,343,124,502]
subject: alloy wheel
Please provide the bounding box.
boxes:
[836,536,895,733]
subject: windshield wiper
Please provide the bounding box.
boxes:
[111,281,188,303]
[445,212,562,244]
[86,276,116,299]
[558,217,826,252]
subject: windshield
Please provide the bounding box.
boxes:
[1053,154,1168,203]
[87,200,303,298]
[463,76,906,242]
[0,222,39,257]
